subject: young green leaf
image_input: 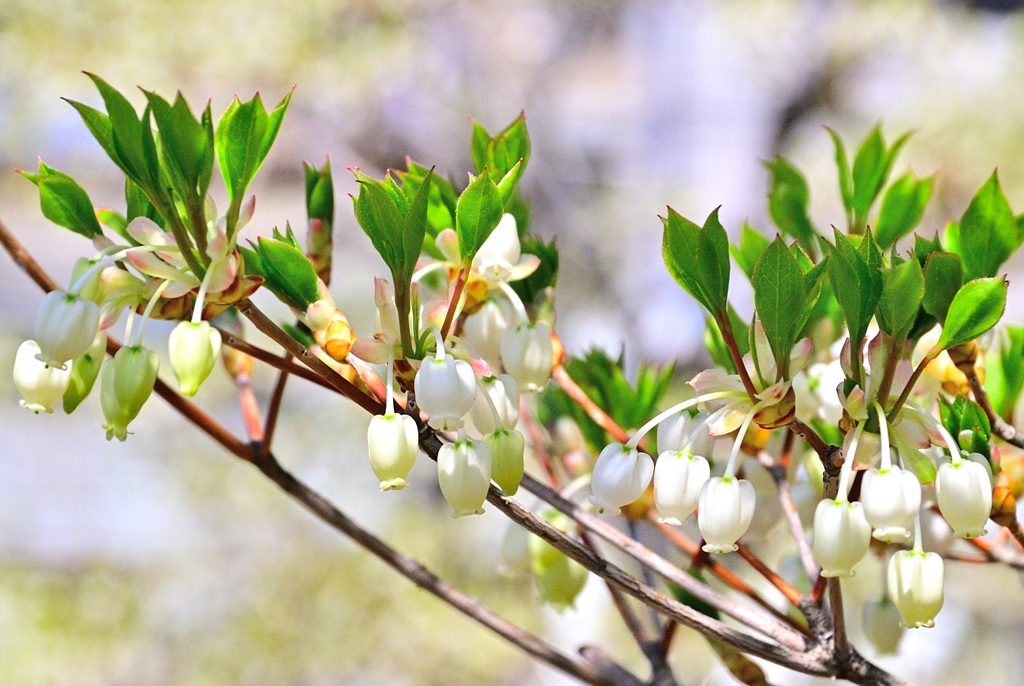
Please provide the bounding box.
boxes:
[875,172,933,250]
[353,175,404,272]
[826,127,853,223]
[985,326,1024,422]
[401,168,433,277]
[764,157,816,248]
[876,258,924,342]
[751,236,805,375]
[956,172,1023,281]
[921,252,963,322]
[935,277,1007,351]
[730,223,769,280]
[455,172,503,263]
[851,127,910,223]
[827,229,883,352]
[216,90,292,209]
[695,208,731,314]
[144,90,210,199]
[19,162,102,239]
[84,73,153,190]
[248,237,321,310]
[662,208,709,310]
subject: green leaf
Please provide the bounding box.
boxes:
[828,230,883,349]
[751,236,805,376]
[695,208,731,314]
[921,252,963,322]
[401,168,433,277]
[876,258,924,341]
[705,307,749,375]
[353,175,404,273]
[144,90,209,198]
[826,127,853,221]
[471,121,491,174]
[662,208,709,310]
[936,277,1007,351]
[84,73,151,189]
[851,127,910,222]
[875,172,933,250]
[19,162,102,239]
[939,396,992,460]
[469,114,530,195]
[305,159,334,225]
[216,90,292,208]
[63,98,120,171]
[985,326,1024,422]
[730,223,769,280]
[252,237,321,310]
[455,172,503,263]
[765,157,816,248]
[956,172,1022,281]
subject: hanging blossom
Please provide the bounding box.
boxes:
[859,402,922,543]
[812,420,872,577]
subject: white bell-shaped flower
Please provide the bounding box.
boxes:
[367,413,420,491]
[500,322,553,392]
[861,466,922,543]
[589,443,654,514]
[463,299,510,371]
[653,450,710,525]
[168,321,223,396]
[34,291,100,368]
[698,476,756,554]
[888,549,944,628]
[99,345,159,441]
[935,457,992,538]
[470,374,520,433]
[437,437,492,517]
[415,353,477,431]
[483,429,525,496]
[13,340,73,414]
[863,597,905,655]
[656,409,711,456]
[813,499,872,577]
[472,213,540,283]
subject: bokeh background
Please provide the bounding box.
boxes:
[2,1,1024,684]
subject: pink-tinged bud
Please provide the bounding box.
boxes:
[812,499,872,577]
[415,354,476,431]
[305,299,336,331]
[367,413,419,491]
[169,321,222,396]
[698,476,756,554]
[888,550,944,628]
[13,340,72,414]
[463,300,510,370]
[653,450,710,525]
[590,443,654,515]
[437,437,492,517]
[470,374,520,433]
[500,322,553,392]
[936,458,992,538]
[34,291,100,368]
[529,509,589,611]
[483,429,525,495]
[861,466,922,543]
[100,345,159,441]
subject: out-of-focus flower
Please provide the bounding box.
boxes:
[470,374,520,433]
[813,499,872,577]
[484,429,525,495]
[168,321,222,396]
[13,340,72,413]
[863,597,905,654]
[529,509,588,611]
[501,322,553,392]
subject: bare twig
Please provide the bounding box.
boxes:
[216,326,339,393]
[238,374,265,443]
[758,446,818,582]
[736,544,804,607]
[261,361,291,456]
[552,365,630,444]
[828,579,848,658]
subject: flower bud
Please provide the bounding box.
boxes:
[34,291,101,368]
[500,322,553,392]
[63,331,107,413]
[861,466,922,543]
[529,510,589,611]
[169,321,222,396]
[312,309,355,362]
[698,476,756,554]
[657,410,711,456]
[415,353,477,431]
[463,300,509,370]
[367,413,419,491]
[470,374,520,433]
[437,437,492,517]
[13,340,72,413]
[483,429,525,496]
[653,450,710,525]
[863,597,905,655]
[590,443,654,515]
[812,499,872,577]
[936,458,991,538]
[887,549,944,628]
[100,345,159,441]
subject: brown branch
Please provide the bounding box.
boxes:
[215,327,340,393]
[261,361,290,456]
[346,352,396,407]
[440,265,469,340]
[757,447,818,582]
[790,418,833,462]
[828,579,848,658]
[736,544,804,607]
[580,531,651,650]
[238,374,265,443]
[716,312,758,400]
[966,366,1024,449]
[887,354,935,424]
[552,365,630,444]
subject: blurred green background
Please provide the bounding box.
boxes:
[2,1,1024,684]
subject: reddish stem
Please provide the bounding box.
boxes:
[440,266,469,340]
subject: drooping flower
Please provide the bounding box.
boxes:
[698,476,756,554]
[484,428,526,496]
[652,450,710,525]
[33,291,101,368]
[415,348,477,432]
[935,456,992,538]
[99,345,160,441]
[888,549,944,628]
[462,299,510,370]
[812,499,872,577]
[62,331,107,414]
[367,413,420,491]
[500,322,553,392]
[168,321,222,396]
[529,509,589,611]
[861,465,922,543]
[656,409,711,456]
[470,374,520,433]
[471,214,541,284]
[437,436,492,517]
[13,340,73,413]
[590,443,654,515]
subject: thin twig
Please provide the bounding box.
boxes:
[580,531,650,649]
[758,447,818,582]
[552,365,630,444]
[828,579,848,658]
[215,326,340,393]
[736,544,804,607]
[261,360,291,456]
[238,374,265,443]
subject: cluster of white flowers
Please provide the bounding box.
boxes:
[360,214,555,516]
